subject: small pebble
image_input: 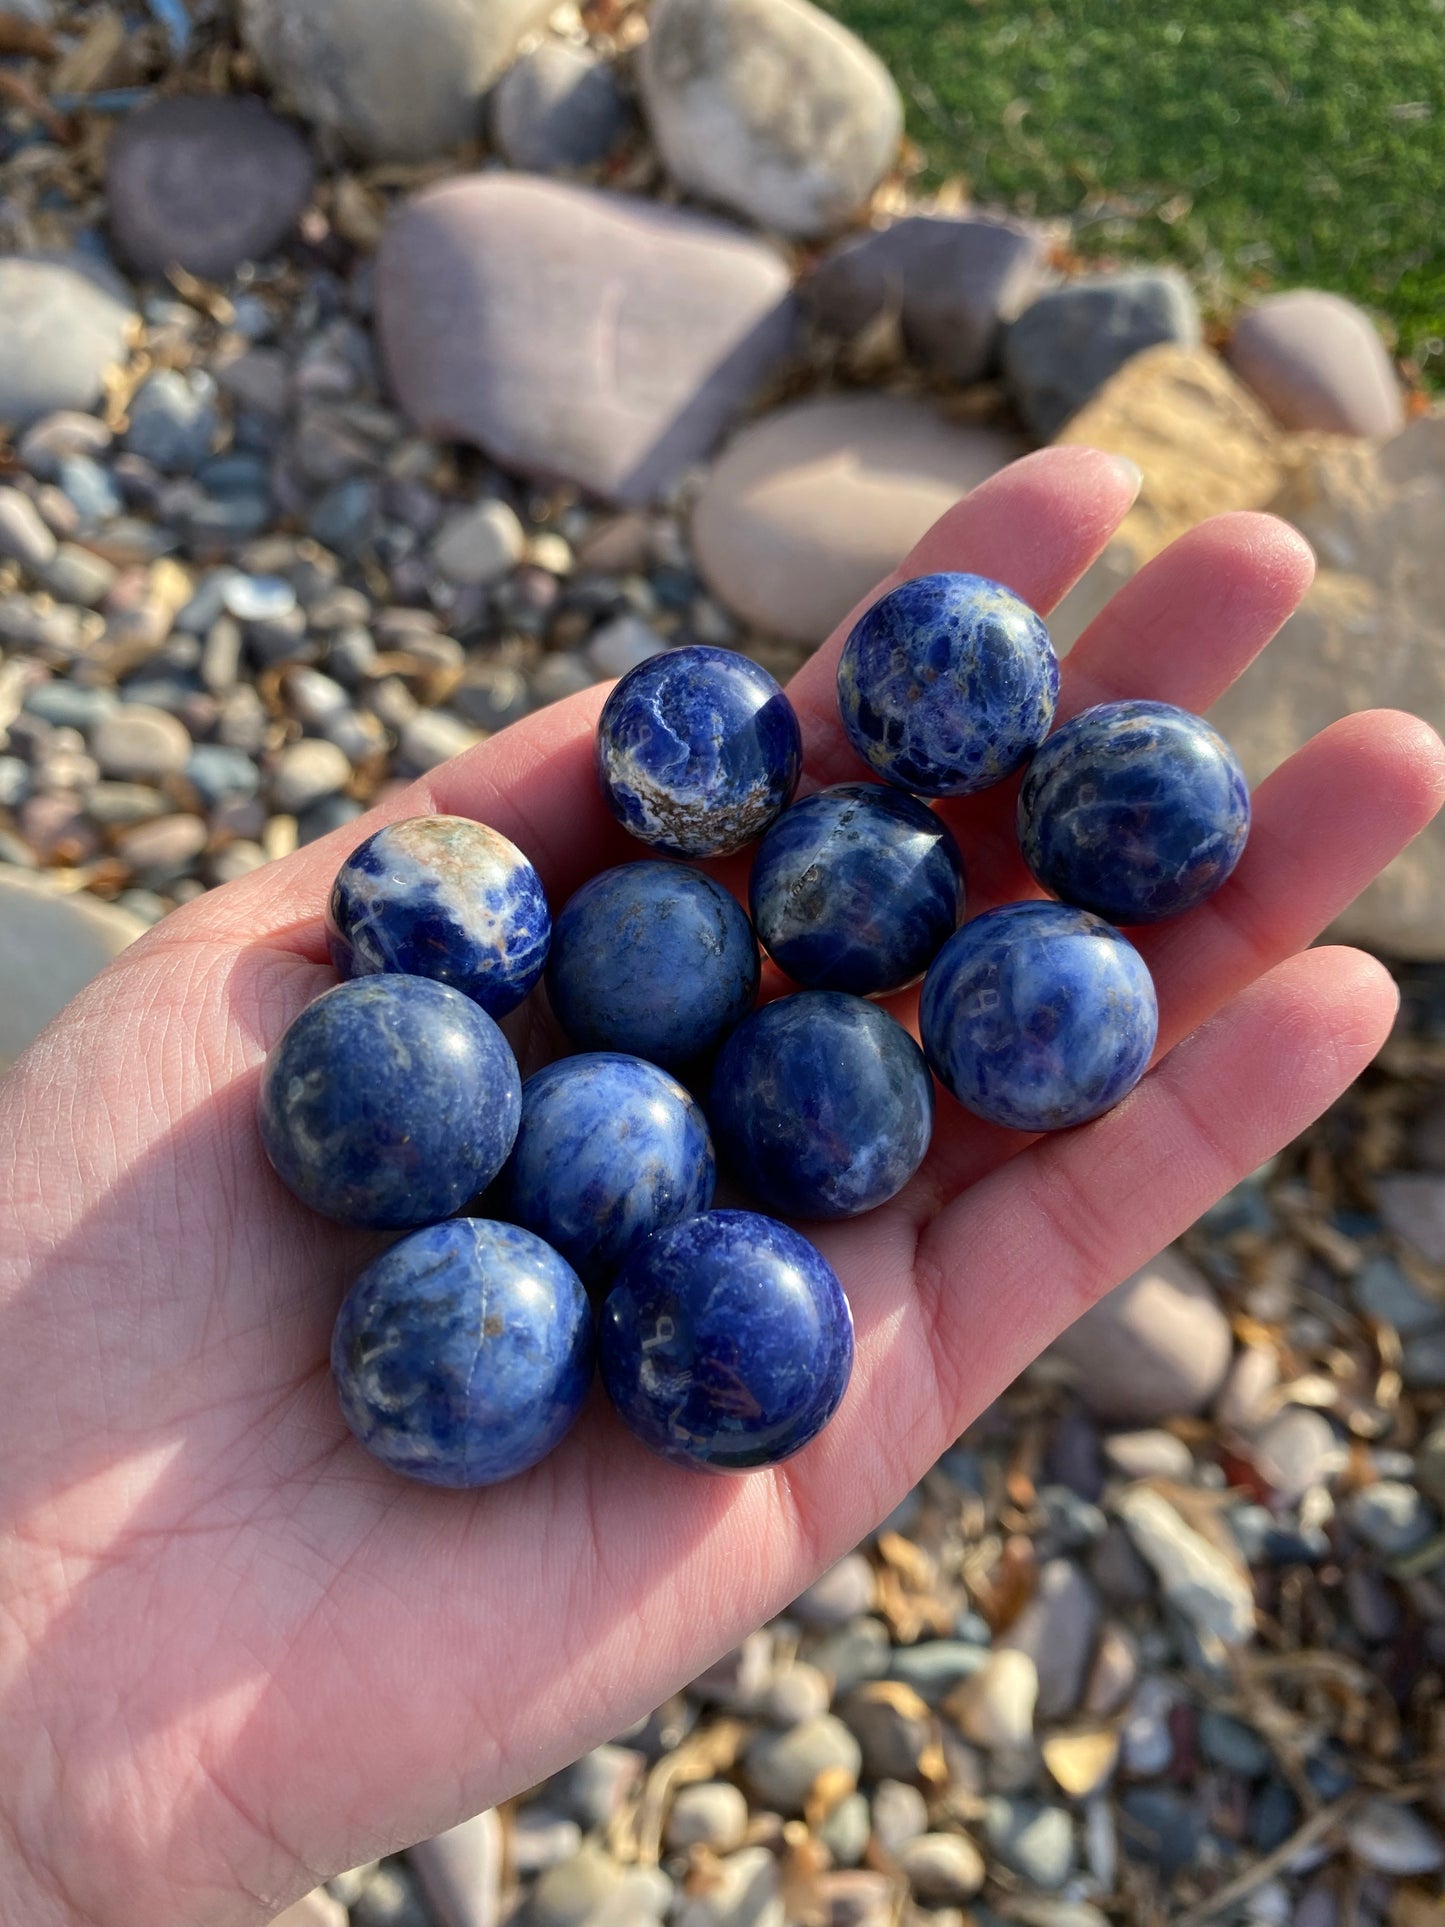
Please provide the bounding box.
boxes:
[510,1808,583,1876]
[1102,1429,1194,1482]
[0,486,59,570]
[793,1553,875,1627]
[754,1662,831,1726]
[899,1832,985,1902]
[672,1846,781,1927]
[550,1745,645,1832]
[1344,1797,1444,1875]
[431,498,525,587]
[270,738,352,812]
[397,709,480,773]
[665,1782,749,1854]
[818,1791,871,1868]
[983,1797,1075,1890]
[871,1778,928,1856]
[948,1648,1038,1750]
[1345,1481,1438,1558]
[92,705,192,781]
[586,614,668,678]
[744,1715,861,1816]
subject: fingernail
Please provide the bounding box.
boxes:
[1108,453,1144,500]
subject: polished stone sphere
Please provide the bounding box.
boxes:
[595,643,802,856]
[504,1053,716,1286]
[327,813,551,1017]
[837,572,1058,796]
[1018,699,1251,923]
[920,901,1158,1132]
[709,990,934,1219]
[332,1218,593,1488]
[599,1210,853,1472]
[749,782,965,996]
[257,975,521,1227]
[546,860,760,1069]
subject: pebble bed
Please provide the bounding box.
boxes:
[0,3,1438,1924]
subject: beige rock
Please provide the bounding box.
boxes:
[0,869,145,1069]
[946,1648,1038,1750]
[1041,1726,1119,1800]
[1048,1247,1233,1423]
[692,393,1025,643]
[1228,289,1404,438]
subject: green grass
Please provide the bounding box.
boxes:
[823,0,1445,384]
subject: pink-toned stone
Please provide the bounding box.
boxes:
[1227,290,1403,437]
[1049,1247,1233,1424]
[376,175,797,506]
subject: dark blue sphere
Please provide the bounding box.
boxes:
[920,902,1158,1132]
[1018,699,1251,923]
[327,813,551,1018]
[749,783,965,996]
[258,975,521,1227]
[599,1209,853,1472]
[595,644,802,856]
[504,1053,716,1287]
[709,991,935,1219]
[837,572,1059,796]
[332,1218,593,1487]
[546,861,760,1069]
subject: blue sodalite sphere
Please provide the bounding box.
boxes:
[258,975,521,1227]
[920,902,1158,1132]
[332,1218,593,1487]
[1018,699,1251,923]
[546,861,759,1069]
[599,1209,853,1472]
[709,991,934,1219]
[504,1053,716,1287]
[327,813,551,1018]
[595,644,802,856]
[749,783,965,997]
[837,572,1059,796]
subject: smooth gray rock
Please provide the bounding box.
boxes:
[0,869,145,1067]
[1377,1172,1445,1266]
[673,1846,782,1927]
[92,705,191,781]
[665,1781,749,1854]
[792,1552,875,1626]
[1343,1798,1444,1876]
[1197,1710,1270,1778]
[549,1744,644,1831]
[489,41,630,172]
[818,1791,871,1868]
[998,1559,1100,1722]
[744,1714,860,1814]
[240,0,555,161]
[408,1810,502,1927]
[509,1809,583,1876]
[983,1797,1075,1890]
[107,94,314,280]
[1004,269,1201,438]
[1227,289,1403,436]
[1119,1786,1203,1876]
[269,737,351,811]
[638,0,901,238]
[1048,1248,1233,1423]
[804,214,1043,382]
[1248,1408,1345,1504]
[1344,1480,1438,1558]
[0,255,137,430]
[870,1778,928,1855]
[1117,1487,1254,1649]
[124,370,219,475]
[885,1640,989,1705]
[838,1685,933,1784]
[898,1832,984,1901]
[377,175,797,506]
[0,486,58,571]
[1352,1254,1445,1335]
[808,1617,890,1695]
[1101,1430,1194,1483]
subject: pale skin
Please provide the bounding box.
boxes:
[1,448,1442,1927]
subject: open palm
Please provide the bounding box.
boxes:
[2,448,1441,1927]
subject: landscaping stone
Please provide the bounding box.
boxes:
[0,869,145,1067]
[1227,290,1403,437]
[1100,1430,1194,1483]
[1004,269,1201,438]
[1048,1248,1234,1423]
[804,214,1043,382]
[106,95,315,281]
[691,394,1023,642]
[489,42,630,173]
[377,176,797,505]
[638,0,902,238]
[818,1791,870,1867]
[0,255,137,430]
[885,1640,989,1705]
[124,370,219,476]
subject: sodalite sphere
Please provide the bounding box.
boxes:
[332,1218,593,1488]
[599,1210,853,1472]
[595,644,802,856]
[1018,699,1252,923]
[920,902,1158,1133]
[258,976,521,1228]
[547,861,759,1069]
[327,814,551,1018]
[837,572,1059,796]
[710,991,934,1219]
[504,1053,716,1287]
[749,783,965,997]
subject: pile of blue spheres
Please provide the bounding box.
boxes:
[259,594,1250,1493]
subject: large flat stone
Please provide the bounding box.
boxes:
[0,869,146,1069]
[376,175,798,506]
[691,393,1024,642]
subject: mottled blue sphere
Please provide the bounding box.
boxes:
[709,991,934,1219]
[258,976,521,1228]
[547,861,760,1069]
[920,902,1158,1132]
[1018,699,1251,923]
[504,1053,716,1287]
[595,644,802,856]
[332,1218,593,1488]
[599,1210,853,1472]
[837,572,1059,796]
[749,783,965,997]
[327,813,551,1018]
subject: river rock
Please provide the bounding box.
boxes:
[744,1714,860,1814]
[638,0,901,238]
[792,1551,875,1626]
[899,1833,985,1902]
[947,1648,1037,1750]
[1101,1430,1194,1483]
[1227,290,1403,437]
[92,705,192,781]
[1004,269,1201,438]
[0,255,137,430]
[377,175,797,505]
[983,1797,1075,1890]
[997,1560,1100,1722]
[0,868,146,1067]
[1048,1248,1233,1423]
[838,1681,934,1783]
[0,486,58,571]
[1117,1487,1255,1650]
[431,498,524,586]
[666,1782,749,1854]
[1248,1408,1346,1504]
[673,1845,783,1927]
[408,1809,502,1927]
[239,0,555,161]
[489,41,630,172]
[870,1779,928,1856]
[1208,415,1445,959]
[106,94,315,281]
[804,214,1043,383]
[691,394,1023,642]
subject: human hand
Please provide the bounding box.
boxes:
[2,447,1441,1927]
